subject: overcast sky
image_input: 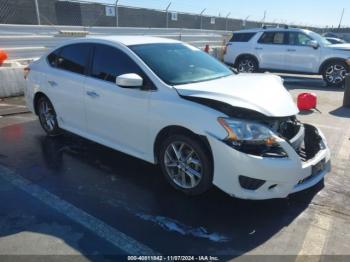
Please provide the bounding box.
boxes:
[84,0,349,27]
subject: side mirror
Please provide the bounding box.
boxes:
[307,40,319,49]
[116,73,143,88]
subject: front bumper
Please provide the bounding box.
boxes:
[208,125,331,200]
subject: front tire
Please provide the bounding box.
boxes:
[37,96,62,136]
[322,61,349,87]
[158,134,213,196]
[236,56,259,73]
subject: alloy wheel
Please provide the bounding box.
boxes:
[39,99,56,132]
[325,64,347,85]
[238,59,256,73]
[163,141,203,189]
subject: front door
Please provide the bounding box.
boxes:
[284,32,321,73]
[84,43,153,158]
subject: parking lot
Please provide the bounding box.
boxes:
[0,75,349,260]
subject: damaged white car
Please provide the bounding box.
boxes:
[25,36,331,200]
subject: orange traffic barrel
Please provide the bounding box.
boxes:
[0,49,8,65]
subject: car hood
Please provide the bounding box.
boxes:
[328,43,350,50]
[175,74,299,117]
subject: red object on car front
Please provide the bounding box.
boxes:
[297,92,317,111]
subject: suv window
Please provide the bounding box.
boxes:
[230,33,256,42]
[288,32,313,46]
[54,44,91,75]
[258,32,286,44]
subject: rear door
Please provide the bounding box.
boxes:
[45,43,91,133]
[255,31,288,70]
[284,31,321,73]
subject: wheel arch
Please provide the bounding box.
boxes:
[319,57,349,74]
[153,125,213,165]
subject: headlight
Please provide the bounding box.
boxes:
[218,117,276,145]
[218,117,287,157]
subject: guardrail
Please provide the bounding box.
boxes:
[0,24,231,60]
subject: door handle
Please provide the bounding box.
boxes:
[287,49,296,52]
[86,91,99,98]
[48,80,58,87]
[255,47,263,50]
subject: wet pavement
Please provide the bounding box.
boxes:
[0,76,350,260]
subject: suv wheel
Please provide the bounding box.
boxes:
[236,57,258,73]
[37,96,62,136]
[322,61,349,87]
[158,134,213,196]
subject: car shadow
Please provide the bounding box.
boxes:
[36,130,323,257]
[329,106,350,118]
[0,121,324,258]
[281,75,344,92]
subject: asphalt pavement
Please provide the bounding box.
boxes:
[0,76,349,261]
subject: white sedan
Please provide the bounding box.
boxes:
[24,36,331,200]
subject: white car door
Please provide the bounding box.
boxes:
[84,43,153,158]
[284,32,321,73]
[45,43,91,133]
[255,31,289,70]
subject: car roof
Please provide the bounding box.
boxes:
[85,35,181,46]
[233,27,310,34]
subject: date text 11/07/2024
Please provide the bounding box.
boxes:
[127,256,220,261]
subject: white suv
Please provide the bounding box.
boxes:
[224,27,350,87]
[25,36,330,200]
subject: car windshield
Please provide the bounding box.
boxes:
[130,43,233,85]
[307,31,332,46]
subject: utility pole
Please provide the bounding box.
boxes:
[243,15,250,28]
[262,10,266,27]
[34,0,41,25]
[200,8,206,30]
[225,12,231,31]
[338,8,345,29]
[115,0,119,27]
[165,2,171,28]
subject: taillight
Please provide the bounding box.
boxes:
[24,67,30,80]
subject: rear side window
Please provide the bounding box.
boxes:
[258,32,286,45]
[47,49,61,67]
[91,44,142,83]
[230,33,256,42]
[55,44,91,75]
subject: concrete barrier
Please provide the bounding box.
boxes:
[0,66,26,98]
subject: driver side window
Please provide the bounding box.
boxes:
[90,44,155,90]
[288,32,313,46]
[91,44,141,83]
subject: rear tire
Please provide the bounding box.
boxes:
[236,56,259,73]
[158,134,213,196]
[37,96,62,136]
[322,61,349,87]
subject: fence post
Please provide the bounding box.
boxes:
[165,2,171,28]
[200,8,206,30]
[115,0,119,27]
[343,74,350,108]
[34,0,41,25]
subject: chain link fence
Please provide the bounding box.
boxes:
[1,0,350,36]
[0,0,334,32]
